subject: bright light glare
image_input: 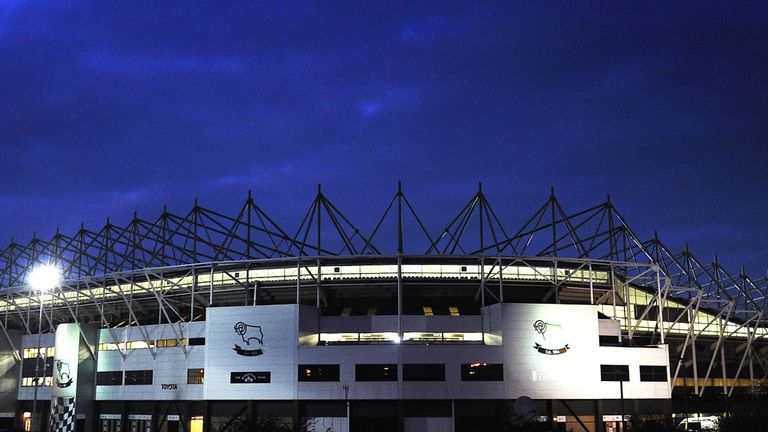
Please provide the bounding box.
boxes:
[28,264,62,292]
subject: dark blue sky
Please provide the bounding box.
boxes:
[0,2,766,275]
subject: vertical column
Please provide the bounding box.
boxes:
[50,323,96,432]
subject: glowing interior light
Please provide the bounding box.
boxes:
[28,263,62,292]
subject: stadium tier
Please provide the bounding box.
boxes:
[0,186,766,432]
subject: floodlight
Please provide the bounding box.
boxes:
[28,263,61,292]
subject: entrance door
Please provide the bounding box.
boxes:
[100,418,121,432]
[166,419,179,432]
[129,419,151,432]
[189,417,203,432]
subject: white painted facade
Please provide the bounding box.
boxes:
[19,303,670,403]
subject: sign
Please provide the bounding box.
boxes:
[167,415,180,421]
[602,415,631,422]
[161,383,178,390]
[555,416,567,422]
[100,414,121,420]
[233,321,265,356]
[76,414,86,420]
[532,320,570,355]
[230,371,271,384]
[55,360,73,388]
[128,414,152,421]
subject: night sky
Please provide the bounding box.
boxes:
[0,2,766,275]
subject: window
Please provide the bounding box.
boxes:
[187,368,205,384]
[98,343,121,351]
[634,305,689,323]
[97,371,123,386]
[356,364,398,381]
[21,357,53,377]
[639,365,667,382]
[98,341,156,351]
[156,338,187,348]
[402,332,483,343]
[599,335,621,346]
[22,346,54,359]
[126,341,153,350]
[299,364,340,382]
[319,332,400,345]
[403,364,445,381]
[600,365,629,381]
[21,376,52,387]
[461,363,503,381]
[188,337,205,346]
[422,306,434,316]
[124,370,153,385]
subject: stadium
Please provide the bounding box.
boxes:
[0,185,766,432]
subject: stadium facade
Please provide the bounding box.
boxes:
[0,185,766,432]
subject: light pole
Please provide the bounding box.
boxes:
[28,263,61,432]
[342,384,350,431]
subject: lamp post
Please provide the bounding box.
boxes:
[342,384,350,431]
[28,263,61,432]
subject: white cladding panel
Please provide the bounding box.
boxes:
[502,303,669,399]
[204,305,299,400]
[80,303,669,401]
[95,322,206,401]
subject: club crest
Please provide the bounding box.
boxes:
[55,360,73,388]
[532,319,570,355]
[233,321,265,356]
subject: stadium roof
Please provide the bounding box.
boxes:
[0,184,765,317]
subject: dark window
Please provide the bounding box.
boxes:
[639,365,667,382]
[634,305,689,323]
[403,364,445,381]
[461,363,503,381]
[230,371,271,383]
[355,364,398,381]
[599,335,621,346]
[600,365,629,381]
[124,370,153,385]
[21,358,54,377]
[299,364,340,382]
[188,337,205,346]
[187,368,204,384]
[97,371,123,386]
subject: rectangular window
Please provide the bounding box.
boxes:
[402,332,483,343]
[126,341,153,350]
[600,365,630,381]
[355,364,398,381]
[599,335,621,346]
[97,371,123,386]
[21,358,53,377]
[188,337,205,346]
[21,376,52,387]
[403,364,445,381]
[230,371,271,384]
[124,370,153,385]
[299,364,340,382]
[461,363,503,381]
[187,368,205,384]
[22,346,54,359]
[639,365,667,382]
